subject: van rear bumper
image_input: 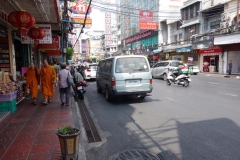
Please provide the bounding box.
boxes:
[112,87,153,96]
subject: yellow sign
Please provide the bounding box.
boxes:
[72,18,92,24]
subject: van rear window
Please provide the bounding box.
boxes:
[115,57,149,73]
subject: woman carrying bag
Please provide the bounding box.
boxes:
[58,62,73,106]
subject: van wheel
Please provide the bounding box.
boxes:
[105,87,112,102]
[97,82,102,93]
[163,73,167,81]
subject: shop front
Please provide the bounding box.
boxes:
[199,48,223,73]
[214,34,240,74]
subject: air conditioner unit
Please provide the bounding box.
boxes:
[220,28,229,34]
[202,36,209,41]
[221,13,230,22]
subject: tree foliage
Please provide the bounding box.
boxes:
[66,47,74,60]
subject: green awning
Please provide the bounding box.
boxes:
[153,48,162,54]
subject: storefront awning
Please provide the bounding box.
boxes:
[153,48,163,54]
[176,46,192,52]
[214,34,240,45]
[180,19,200,28]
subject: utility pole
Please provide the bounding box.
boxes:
[62,0,68,62]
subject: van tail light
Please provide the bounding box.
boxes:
[111,76,116,86]
[150,79,152,84]
[87,69,91,72]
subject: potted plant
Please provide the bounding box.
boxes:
[56,126,81,160]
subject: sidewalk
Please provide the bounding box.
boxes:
[199,72,240,79]
[0,89,75,160]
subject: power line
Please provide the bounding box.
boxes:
[73,0,93,48]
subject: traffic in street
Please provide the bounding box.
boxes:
[82,75,240,160]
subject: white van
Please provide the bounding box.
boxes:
[96,55,153,101]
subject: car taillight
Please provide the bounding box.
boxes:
[150,79,152,84]
[87,69,91,72]
[111,76,116,86]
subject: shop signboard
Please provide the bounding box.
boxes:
[198,48,222,55]
[21,24,52,44]
[188,56,193,61]
[36,36,60,50]
[139,11,153,22]
[192,40,213,49]
[46,50,61,56]
[72,17,92,24]
[176,46,192,52]
[125,30,157,45]
[139,22,158,30]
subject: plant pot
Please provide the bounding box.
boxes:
[56,128,81,160]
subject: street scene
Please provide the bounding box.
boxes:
[0,0,240,160]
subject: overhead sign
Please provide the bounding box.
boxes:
[139,11,153,22]
[36,36,60,50]
[21,24,52,44]
[46,50,61,56]
[188,56,193,61]
[198,48,222,54]
[139,22,158,30]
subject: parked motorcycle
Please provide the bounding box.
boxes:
[166,69,191,87]
[75,81,87,100]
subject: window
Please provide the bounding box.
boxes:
[179,34,182,40]
[164,62,169,67]
[190,5,194,18]
[115,57,149,73]
[174,35,178,42]
[210,20,221,29]
[195,2,200,17]
[104,60,112,73]
[99,61,106,72]
[159,62,164,67]
[177,21,181,30]
[170,62,180,67]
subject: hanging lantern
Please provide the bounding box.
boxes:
[8,10,35,41]
[27,26,46,45]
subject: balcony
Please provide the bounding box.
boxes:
[182,0,201,8]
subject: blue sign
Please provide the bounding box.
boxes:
[176,46,192,53]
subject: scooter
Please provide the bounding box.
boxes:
[166,69,191,87]
[75,81,87,100]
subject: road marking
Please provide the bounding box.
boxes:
[208,82,219,85]
[219,92,238,97]
[164,97,178,102]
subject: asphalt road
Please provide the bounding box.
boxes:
[83,75,240,160]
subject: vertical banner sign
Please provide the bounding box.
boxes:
[105,12,112,47]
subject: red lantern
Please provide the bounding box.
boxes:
[27,26,46,45]
[153,55,159,61]
[8,10,35,41]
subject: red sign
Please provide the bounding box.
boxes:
[139,22,158,30]
[139,11,153,22]
[46,50,61,56]
[125,31,152,45]
[76,0,88,14]
[199,48,222,54]
[36,36,60,50]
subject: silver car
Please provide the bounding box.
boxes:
[85,64,98,80]
[96,55,153,101]
[152,60,181,80]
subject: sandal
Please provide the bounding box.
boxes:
[43,101,48,105]
[48,99,52,103]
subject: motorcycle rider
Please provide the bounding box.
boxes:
[174,62,189,84]
[75,68,84,84]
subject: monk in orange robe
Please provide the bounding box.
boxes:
[26,62,40,105]
[40,60,56,105]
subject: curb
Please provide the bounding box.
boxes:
[71,87,87,160]
[199,73,240,79]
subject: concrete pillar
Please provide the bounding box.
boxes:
[167,24,171,44]
[7,29,16,80]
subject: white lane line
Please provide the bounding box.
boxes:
[219,92,238,97]
[208,82,219,85]
[164,97,178,102]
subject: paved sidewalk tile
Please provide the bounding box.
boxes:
[0,89,75,160]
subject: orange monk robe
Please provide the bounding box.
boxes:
[40,65,56,99]
[26,68,40,98]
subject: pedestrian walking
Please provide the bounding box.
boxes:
[58,62,72,106]
[40,60,56,105]
[228,60,233,75]
[26,62,40,105]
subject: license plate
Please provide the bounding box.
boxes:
[77,86,82,90]
[126,80,140,86]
